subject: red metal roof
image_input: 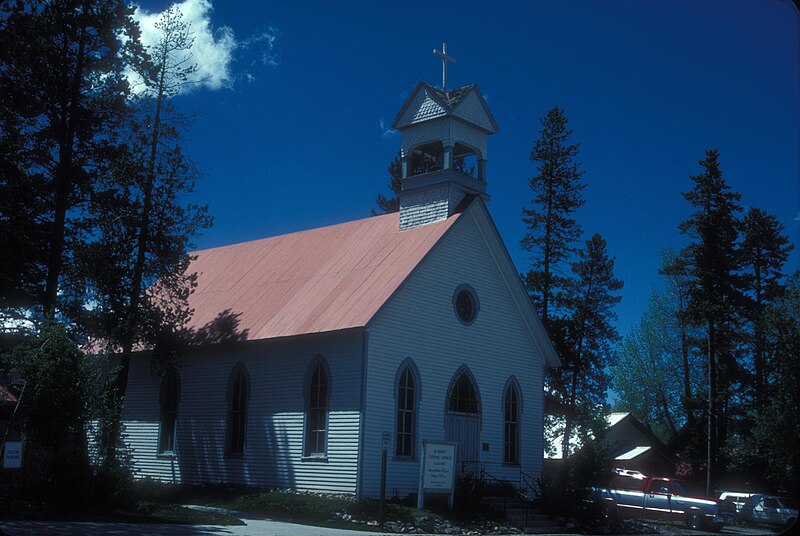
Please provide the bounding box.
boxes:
[184,211,460,341]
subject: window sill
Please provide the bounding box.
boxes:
[301,456,329,463]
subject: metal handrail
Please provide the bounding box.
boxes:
[481,467,532,527]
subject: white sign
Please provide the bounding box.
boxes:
[3,441,22,469]
[417,441,457,510]
[422,443,456,490]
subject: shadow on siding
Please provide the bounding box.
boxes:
[177,415,296,490]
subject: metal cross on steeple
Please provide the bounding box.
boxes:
[433,43,457,91]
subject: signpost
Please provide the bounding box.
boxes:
[417,441,457,510]
[380,432,390,522]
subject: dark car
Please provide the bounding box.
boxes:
[737,494,797,529]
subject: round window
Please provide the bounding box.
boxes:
[453,286,478,325]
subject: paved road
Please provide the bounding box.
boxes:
[641,519,780,536]
[0,506,391,536]
[0,516,384,536]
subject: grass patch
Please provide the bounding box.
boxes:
[216,490,417,531]
[227,491,350,521]
[131,502,244,525]
[0,499,243,525]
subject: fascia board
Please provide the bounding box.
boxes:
[364,198,477,330]
[466,199,560,367]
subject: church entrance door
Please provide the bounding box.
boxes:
[444,369,481,476]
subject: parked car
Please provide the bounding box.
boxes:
[736,494,797,528]
[718,491,752,513]
[591,469,737,531]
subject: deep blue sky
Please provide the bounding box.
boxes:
[137,0,799,336]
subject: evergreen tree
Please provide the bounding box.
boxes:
[521,107,585,327]
[373,150,402,214]
[740,207,792,409]
[75,4,210,462]
[557,233,622,458]
[678,148,744,492]
[658,248,702,424]
[0,0,142,315]
[749,275,800,493]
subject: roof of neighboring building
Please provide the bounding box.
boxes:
[182,209,461,342]
[0,384,18,404]
[544,412,673,460]
[615,446,652,460]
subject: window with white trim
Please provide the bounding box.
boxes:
[503,382,520,465]
[305,362,329,457]
[395,366,416,458]
[226,366,248,457]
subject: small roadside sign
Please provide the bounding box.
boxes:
[3,441,22,469]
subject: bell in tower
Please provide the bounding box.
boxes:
[391,44,499,230]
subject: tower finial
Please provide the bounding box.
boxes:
[433,42,457,91]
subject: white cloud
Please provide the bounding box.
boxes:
[379,118,397,139]
[239,28,279,68]
[127,0,277,95]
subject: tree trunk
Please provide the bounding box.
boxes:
[706,319,717,497]
[45,26,87,312]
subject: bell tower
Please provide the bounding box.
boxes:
[391,44,499,229]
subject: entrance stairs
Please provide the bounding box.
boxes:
[483,495,566,534]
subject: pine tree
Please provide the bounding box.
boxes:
[658,249,704,425]
[75,5,211,462]
[558,233,622,458]
[740,207,792,409]
[750,275,800,491]
[521,107,585,327]
[0,0,142,315]
[678,148,743,492]
[373,150,402,214]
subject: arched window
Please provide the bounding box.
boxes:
[305,359,329,457]
[158,370,180,454]
[448,370,479,414]
[395,361,419,458]
[226,364,249,457]
[503,380,520,465]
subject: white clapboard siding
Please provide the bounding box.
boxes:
[122,331,363,493]
[362,204,545,498]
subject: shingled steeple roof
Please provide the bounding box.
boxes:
[391,81,499,133]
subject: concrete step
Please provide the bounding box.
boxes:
[483,496,566,533]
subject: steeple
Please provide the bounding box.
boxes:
[391,49,498,229]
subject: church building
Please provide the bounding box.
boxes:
[121,62,560,498]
